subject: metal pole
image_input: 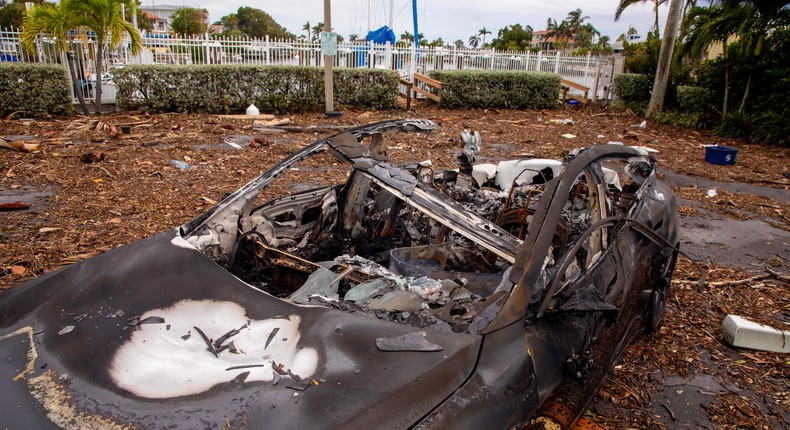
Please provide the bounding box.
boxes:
[323,0,334,112]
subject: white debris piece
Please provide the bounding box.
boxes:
[494,159,562,192]
[722,315,790,353]
[706,189,717,198]
[471,163,497,187]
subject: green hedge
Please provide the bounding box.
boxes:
[614,73,651,109]
[676,85,712,113]
[0,63,73,117]
[113,65,398,113]
[428,70,561,109]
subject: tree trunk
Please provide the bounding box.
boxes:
[93,44,104,115]
[739,34,762,113]
[654,0,661,38]
[721,40,730,116]
[67,51,90,115]
[646,0,683,117]
[739,68,752,114]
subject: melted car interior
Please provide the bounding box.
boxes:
[182,121,658,333]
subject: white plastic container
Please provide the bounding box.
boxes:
[246,104,259,116]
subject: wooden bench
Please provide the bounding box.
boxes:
[560,79,589,104]
[398,73,442,110]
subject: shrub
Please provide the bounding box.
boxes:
[613,73,651,111]
[0,63,73,117]
[428,70,561,109]
[652,111,708,129]
[113,65,398,114]
[676,86,712,113]
[750,110,789,147]
[716,111,751,139]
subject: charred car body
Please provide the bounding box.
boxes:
[0,119,679,429]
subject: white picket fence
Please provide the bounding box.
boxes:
[1,27,615,105]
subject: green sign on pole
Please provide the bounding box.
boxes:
[321,32,338,56]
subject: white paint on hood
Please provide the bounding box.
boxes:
[110,300,318,399]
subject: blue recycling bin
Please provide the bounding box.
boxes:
[704,146,738,165]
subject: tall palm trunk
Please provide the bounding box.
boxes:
[647,0,683,117]
[67,51,90,115]
[93,43,104,114]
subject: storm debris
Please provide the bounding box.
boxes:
[0,201,30,211]
[230,371,250,383]
[58,326,75,335]
[265,327,280,349]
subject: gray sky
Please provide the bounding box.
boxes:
[143,0,667,42]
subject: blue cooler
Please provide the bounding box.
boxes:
[704,146,738,165]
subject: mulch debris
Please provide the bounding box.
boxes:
[1,105,788,428]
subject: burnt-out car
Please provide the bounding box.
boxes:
[0,119,679,429]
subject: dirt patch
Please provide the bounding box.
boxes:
[1,105,788,428]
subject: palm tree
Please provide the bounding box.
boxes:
[615,0,668,38]
[349,33,358,42]
[647,0,683,116]
[724,0,789,112]
[311,22,324,41]
[680,5,739,115]
[454,39,464,48]
[478,27,491,45]
[21,2,90,114]
[468,34,480,48]
[400,31,413,42]
[592,35,613,55]
[302,21,311,41]
[565,8,590,37]
[66,0,141,114]
[682,1,790,114]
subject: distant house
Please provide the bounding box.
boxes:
[612,33,642,54]
[530,30,573,51]
[144,12,169,34]
[140,5,182,34]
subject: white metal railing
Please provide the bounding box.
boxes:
[1,27,613,104]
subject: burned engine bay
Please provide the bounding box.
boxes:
[182,119,662,334]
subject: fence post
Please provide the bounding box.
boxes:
[583,52,591,87]
[204,33,210,64]
[265,35,270,66]
[554,51,560,74]
[409,43,416,80]
[537,51,543,72]
[385,41,392,69]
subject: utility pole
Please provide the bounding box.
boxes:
[323,0,335,113]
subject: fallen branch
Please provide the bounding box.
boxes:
[0,201,30,211]
[673,274,770,287]
[0,138,40,153]
[86,164,115,178]
[764,266,790,282]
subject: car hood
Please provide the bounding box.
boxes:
[0,230,481,429]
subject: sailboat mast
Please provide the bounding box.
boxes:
[412,0,419,46]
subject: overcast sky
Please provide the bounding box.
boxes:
[141,0,668,42]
